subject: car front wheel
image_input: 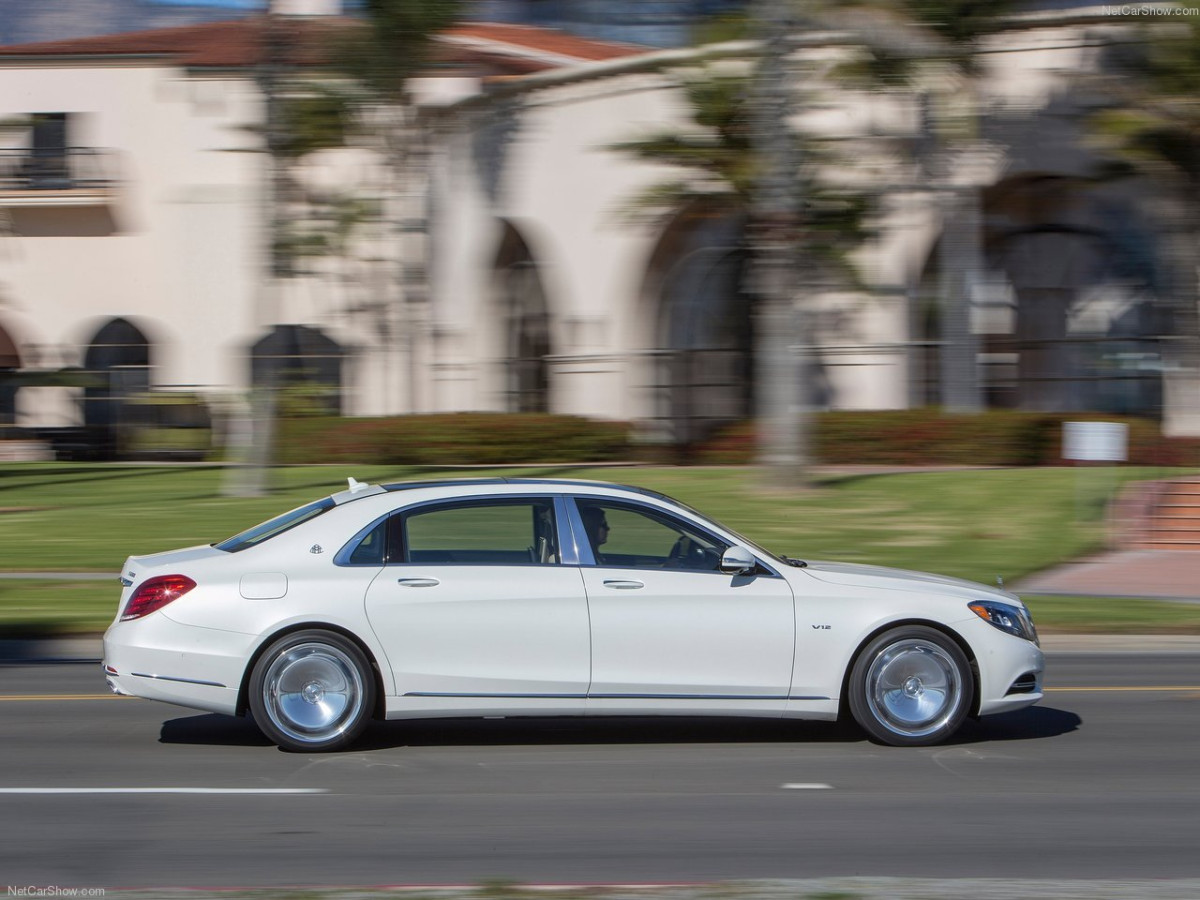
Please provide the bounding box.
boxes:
[249,630,376,752]
[848,625,973,746]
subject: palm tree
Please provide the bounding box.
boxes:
[830,0,1022,413]
[608,36,869,474]
[332,0,463,414]
[226,1,460,496]
[1087,10,1200,434]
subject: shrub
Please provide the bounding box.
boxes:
[276,413,633,465]
[694,411,1200,467]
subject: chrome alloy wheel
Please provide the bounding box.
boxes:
[261,642,365,746]
[864,638,963,739]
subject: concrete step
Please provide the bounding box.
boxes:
[1139,481,1200,549]
[1156,507,1200,518]
[1147,518,1200,532]
[1138,539,1200,550]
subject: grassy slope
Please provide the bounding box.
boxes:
[0,463,1193,634]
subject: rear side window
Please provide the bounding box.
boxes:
[215,498,335,553]
[402,499,559,565]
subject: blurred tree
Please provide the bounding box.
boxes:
[830,0,1021,413]
[333,0,464,414]
[607,20,870,478]
[1088,9,1200,434]
[227,0,462,496]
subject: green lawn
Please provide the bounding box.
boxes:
[0,462,1195,634]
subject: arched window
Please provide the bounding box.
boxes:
[644,204,754,453]
[493,222,552,413]
[82,317,152,458]
[251,324,343,416]
[0,322,20,429]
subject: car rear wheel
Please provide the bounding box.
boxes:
[848,625,973,746]
[249,630,375,752]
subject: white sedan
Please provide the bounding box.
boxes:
[103,477,1044,751]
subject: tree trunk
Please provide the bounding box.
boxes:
[751,0,808,485]
[939,186,983,413]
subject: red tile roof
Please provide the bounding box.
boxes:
[442,23,645,64]
[0,17,648,73]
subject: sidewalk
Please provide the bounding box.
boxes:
[1013,549,1200,603]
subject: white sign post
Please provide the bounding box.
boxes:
[1063,422,1128,525]
[1062,422,1128,463]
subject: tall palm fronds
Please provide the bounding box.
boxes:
[1087,10,1200,431]
[1090,13,1200,189]
[608,66,871,281]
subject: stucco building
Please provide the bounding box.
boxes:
[0,2,1194,458]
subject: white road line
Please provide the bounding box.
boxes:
[0,787,327,795]
[781,783,833,790]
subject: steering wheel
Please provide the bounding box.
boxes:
[666,537,719,570]
[666,536,691,565]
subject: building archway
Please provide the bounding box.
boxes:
[642,203,753,452]
[492,220,552,413]
[914,175,1166,415]
[0,321,20,430]
[82,317,152,457]
[251,324,343,416]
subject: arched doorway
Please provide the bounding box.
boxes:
[493,221,552,413]
[0,322,19,430]
[644,204,753,452]
[986,176,1166,414]
[251,324,343,416]
[914,175,1167,415]
[83,317,152,458]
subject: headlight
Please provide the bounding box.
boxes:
[968,600,1039,645]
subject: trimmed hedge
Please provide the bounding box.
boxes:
[274,409,1200,467]
[276,413,634,465]
[695,411,1200,467]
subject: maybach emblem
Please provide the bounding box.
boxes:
[309,544,324,554]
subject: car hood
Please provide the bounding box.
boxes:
[798,560,1022,605]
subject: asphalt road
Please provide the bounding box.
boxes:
[1,652,1198,890]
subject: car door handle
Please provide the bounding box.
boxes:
[602,579,644,590]
[397,577,440,588]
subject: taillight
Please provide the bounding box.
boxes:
[120,575,197,621]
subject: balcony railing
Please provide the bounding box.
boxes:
[0,147,118,205]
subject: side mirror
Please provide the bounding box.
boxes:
[719,545,757,575]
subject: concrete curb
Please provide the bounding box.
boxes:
[77,878,1200,900]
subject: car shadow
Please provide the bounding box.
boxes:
[946,705,1081,744]
[159,706,1078,750]
[159,713,273,747]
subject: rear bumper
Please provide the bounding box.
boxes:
[103,613,254,717]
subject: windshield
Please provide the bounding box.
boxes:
[214,498,335,553]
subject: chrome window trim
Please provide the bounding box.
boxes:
[337,492,569,568]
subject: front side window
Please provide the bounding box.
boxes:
[575,499,727,571]
[402,499,559,565]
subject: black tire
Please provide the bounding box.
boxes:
[248,629,376,752]
[848,625,973,747]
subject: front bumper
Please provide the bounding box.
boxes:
[975,629,1045,717]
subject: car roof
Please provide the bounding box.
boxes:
[375,477,669,503]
